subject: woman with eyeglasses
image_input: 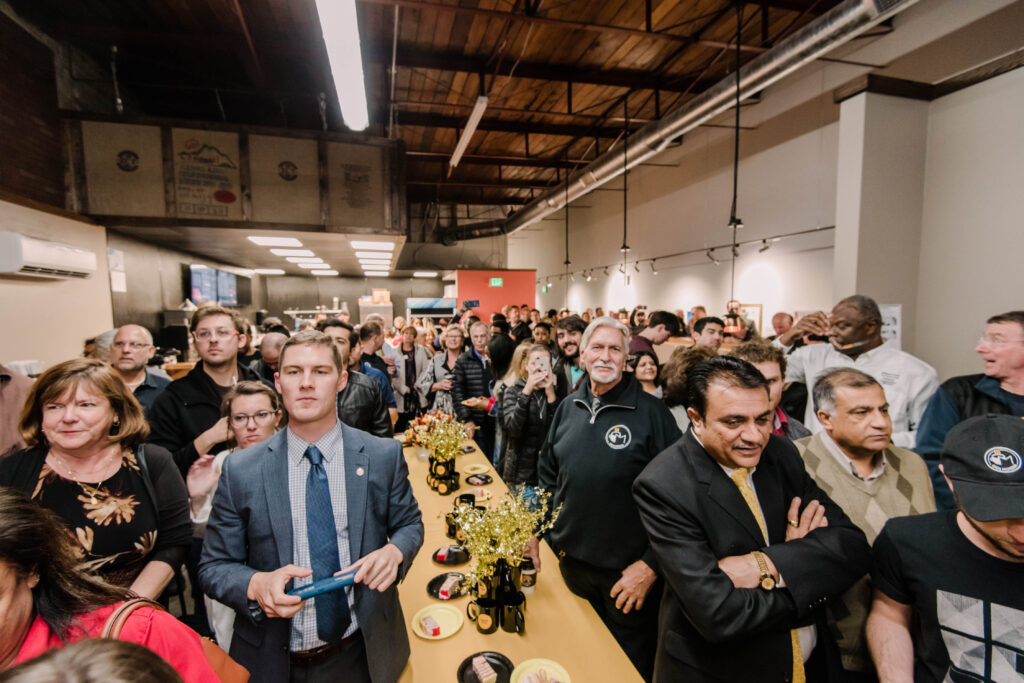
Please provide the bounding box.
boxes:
[186,380,282,649]
[0,359,191,601]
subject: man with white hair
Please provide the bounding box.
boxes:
[532,316,681,681]
[111,324,170,417]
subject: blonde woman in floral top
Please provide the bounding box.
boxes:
[0,359,190,600]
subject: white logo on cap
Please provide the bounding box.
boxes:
[983,446,1022,474]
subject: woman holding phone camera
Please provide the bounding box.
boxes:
[501,345,560,495]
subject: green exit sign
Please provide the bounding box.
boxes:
[489,277,503,287]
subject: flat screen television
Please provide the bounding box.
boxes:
[188,265,217,304]
[217,270,237,306]
[183,265,249,306]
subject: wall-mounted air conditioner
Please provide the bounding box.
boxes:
[0,231,97,279]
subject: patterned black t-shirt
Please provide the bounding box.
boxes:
[872,510,1024,682]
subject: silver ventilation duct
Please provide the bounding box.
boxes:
[447,0,919,242]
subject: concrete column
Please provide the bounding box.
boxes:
[833,92,929,352]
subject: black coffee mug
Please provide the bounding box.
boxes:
[500,591,526,634]
[467,598,500,634]
[475,574,496,600]
[456,493,476,508]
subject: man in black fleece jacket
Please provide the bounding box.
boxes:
[533,316,681,682]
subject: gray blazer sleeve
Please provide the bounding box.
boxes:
[383,439,424,579]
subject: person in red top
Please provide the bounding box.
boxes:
[0,488,217,682]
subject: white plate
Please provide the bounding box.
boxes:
[411,603,464,640]
[463,463,490,475]
[511,658,571,683]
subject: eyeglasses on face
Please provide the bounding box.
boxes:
[978,336,1024,348]
[113,341,151,350]
[194,328,238,342]
[229,410,279,428]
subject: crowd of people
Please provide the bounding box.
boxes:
[0,294,1021,683]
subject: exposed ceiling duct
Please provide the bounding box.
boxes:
[447,0,920,242]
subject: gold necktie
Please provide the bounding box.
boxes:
[730,468,805,683]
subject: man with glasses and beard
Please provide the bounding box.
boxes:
[149,304,271,636]
[150,306,270,476]
[531,317,680,681]
[110,324,169,418]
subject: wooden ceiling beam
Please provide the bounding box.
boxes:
[408,179,559,190]
[357,0,771,53]
[753,0,828,12]
[228,0,266,88]
[366,43,701,92]
[407,150,586,169]
[407,190,530,206]
[394,110,630,138]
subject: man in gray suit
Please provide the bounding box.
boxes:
[199,330,424,683]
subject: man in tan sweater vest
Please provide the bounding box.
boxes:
[796,368,935,681]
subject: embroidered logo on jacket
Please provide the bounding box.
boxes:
[605,425,632,449]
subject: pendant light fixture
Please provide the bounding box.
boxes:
[727,1,744,300]
[564,159,571,307]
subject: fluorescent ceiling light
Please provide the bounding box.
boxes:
[248,236,303,247]
[350,240,395,251]
[315,0,368,131]
[363,267,389,273]
[189,264,207,270]
[286,257,324,264]
[298,262,331,269]
[450,96,488,170]
[413,271,438,277]
[365,272,388,277]
[311,270,339,276]
[254,268,285,275]
[355,251,393,259]
[359,259,391,266]
[270,248,315,257]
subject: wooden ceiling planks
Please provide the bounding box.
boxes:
[7,0,839,208]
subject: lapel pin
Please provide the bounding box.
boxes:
[356,467,365,477]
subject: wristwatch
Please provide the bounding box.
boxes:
[753,551,776,590]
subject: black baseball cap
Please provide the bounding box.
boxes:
[941,414,1024,521]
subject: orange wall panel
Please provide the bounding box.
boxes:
[455,269,536,320]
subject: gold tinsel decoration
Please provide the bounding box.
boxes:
[404,411,466,462]
[456,485,562,591]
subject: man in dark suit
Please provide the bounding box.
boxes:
[633,356,871,683]
[199,330,423,683]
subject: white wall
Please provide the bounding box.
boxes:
[509,100,838,320]
[915,67,1024,379]
[0,198,113,366]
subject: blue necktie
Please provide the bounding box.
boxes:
[304,445,351,642]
